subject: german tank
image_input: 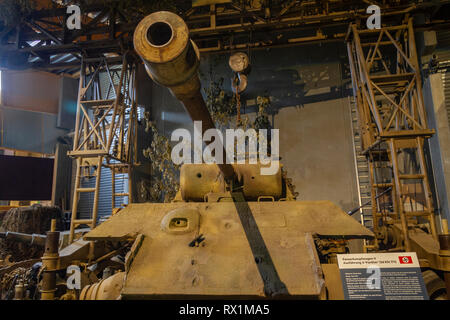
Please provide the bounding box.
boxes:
[76,11,374,300]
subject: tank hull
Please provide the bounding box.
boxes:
[85,200,373,299]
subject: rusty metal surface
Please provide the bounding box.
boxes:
[180,165,227,201]
[321,264,344,300]
[80,272,125,300]
[134,12,196,87]
[122,232,323,298]
[229,52,250,73]
[84,201,373,298]
[192,0,232,7]
[180,164,283,201]
[41,227,59,300]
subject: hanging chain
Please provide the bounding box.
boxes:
[233,74,241,126]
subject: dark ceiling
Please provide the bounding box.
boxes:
[0,0,449,75]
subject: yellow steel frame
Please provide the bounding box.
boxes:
[347,19,438,251]
[68,54,138,243]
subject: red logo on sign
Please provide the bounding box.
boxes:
[399,256,413,264]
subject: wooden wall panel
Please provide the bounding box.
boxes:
[1,70,61,114]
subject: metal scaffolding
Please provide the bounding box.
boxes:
[68,53,138,242]
[347,19,438,252]
[1,1,449,74]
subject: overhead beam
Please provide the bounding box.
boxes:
[1,0,449,73]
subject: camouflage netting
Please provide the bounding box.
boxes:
[0,211,6,227]
[0,205,63,262]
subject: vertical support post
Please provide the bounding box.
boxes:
[210,4,216,29]
[408,18,427,128]
[416,137,438,240]
[69,158,81,243]
[91,156,103,229]
[351,25,383,132]
[41,219,60,300]
[128,165,133,204]
[73,60,85,151]
[111,166,116,209]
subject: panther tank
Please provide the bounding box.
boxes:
[79,11,374,300]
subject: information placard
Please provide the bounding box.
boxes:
[337,252,428,300]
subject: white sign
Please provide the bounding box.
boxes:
[337,252,428,300]
[337,252,421,269]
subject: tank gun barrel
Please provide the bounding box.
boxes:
[133,11,236,181]
[0,231,47,247]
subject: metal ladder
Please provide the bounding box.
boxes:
[350,96,373,229]
[70,156,103,240]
